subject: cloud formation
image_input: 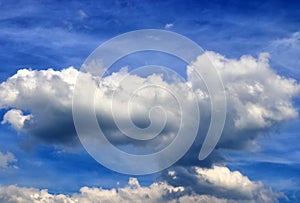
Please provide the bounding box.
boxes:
[190,52,299,130]
[188,52,299,152]
[0,51,296,202]
[0,51,299,155]
[0,166,279,203]
[0,68,78,145]
[163,165,279,201]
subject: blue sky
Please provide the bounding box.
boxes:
[0,0,300,202]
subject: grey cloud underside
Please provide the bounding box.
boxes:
[25,110,78,145]
[0,51,299,163]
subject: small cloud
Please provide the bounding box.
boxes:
[165,23,174,29]
[1,109,32,130]
[0,152,17,169]
[78,9,88,20]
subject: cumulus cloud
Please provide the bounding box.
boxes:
[0,51,299,156]
[163,165,280,202]
[0,52,296,201]
[0,166,280,203]
[0,68,78,145]
[0,151,17,169]
[190,52,299,130]
[188,52,300,152]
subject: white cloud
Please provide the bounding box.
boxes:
[0,52,292,201]
[195,166,259,193]
[165,23,174,29]
[0,51,299,153]
[2,109,32,130]
[164,165,282,202]
[186,51,300,152]
[0,166,280,203]
[0,151,17,169]
[189,51,299,130]
[0,67,78,145]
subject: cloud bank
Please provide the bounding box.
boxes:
[0,166,280,203]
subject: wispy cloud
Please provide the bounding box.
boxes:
[268,31,300,77]
[0,151,17,169]
[78,9,88,20]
